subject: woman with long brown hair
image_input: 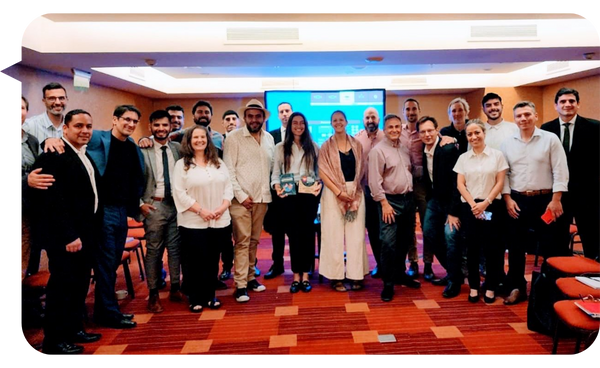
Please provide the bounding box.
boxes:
[173,125,233,312]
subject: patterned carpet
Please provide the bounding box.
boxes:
[22,230,598,357]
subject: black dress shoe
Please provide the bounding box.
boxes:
[42,342,84,354]
[96,317,137,329]
[264,266,284,280]
[371,266,380,279]
[423,263,435,281]
[406,262,419,278]
[215,279,228,290]
[483,295,496,304]
[121,313,134,320]
[442,282,461,298]
[72,331,102,343]
[468,294,480,303]
[431,276,449,286]
[290,281,301,293]
[381,284,394,302]
[301,280,312,293]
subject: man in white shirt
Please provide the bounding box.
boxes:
[223,99,275,302]
[22,82,68,146]
[482,93,518,150]
[500,101,569,305]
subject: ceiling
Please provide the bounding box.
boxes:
[16,13,600,99]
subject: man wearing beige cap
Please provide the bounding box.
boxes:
[223,99,275,302]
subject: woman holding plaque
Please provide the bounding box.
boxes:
[271,112,322,293]
[318,110,368,292]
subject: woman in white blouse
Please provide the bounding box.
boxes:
[271,112,322,293]
[453,119,508,304]
[173,126,233,313]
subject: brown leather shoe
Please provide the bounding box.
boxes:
[503,289,527,305]
[169,290,185,302]
[147,293,164,313]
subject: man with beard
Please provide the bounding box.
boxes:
[354,107,385,278]
[138,110,183,313]
[482,93,518,150]
[223,99,275,303]
[166,105,185,134]
[23,82,69,146]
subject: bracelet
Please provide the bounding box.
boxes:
[336,191,342,197]
[486,198,493,205]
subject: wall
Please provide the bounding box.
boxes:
[9,63,599,139]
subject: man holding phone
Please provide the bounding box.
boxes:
[499,101,569,305]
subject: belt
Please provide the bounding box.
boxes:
[511,189,552,197]
[152,196,172,202]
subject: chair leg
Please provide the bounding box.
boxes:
[552,318,560,354]
[122,259,135,299]
[135,247,145,281]
[574,334,582,354]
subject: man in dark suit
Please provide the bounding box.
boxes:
[33,109,102,354]
[138,110,183,313]
[418,116,463,298]
[41,105,145,328]
[263,102,293,279]
[541,88,600,260]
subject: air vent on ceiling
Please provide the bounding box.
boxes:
[225,27,301,45]
[469,24,538,42]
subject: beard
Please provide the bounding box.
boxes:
[366,123,378,132]
[247,122,264,133]
[194,118,210,127]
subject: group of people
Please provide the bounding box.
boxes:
[22,81,599,354]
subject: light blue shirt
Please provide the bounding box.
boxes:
[22,112,64,144]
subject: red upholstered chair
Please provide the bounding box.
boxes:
[127,217,143,228]
[124,237,145,281]
[546,256,600,277]
[552,300,599,354]
[22,270,51,289]
[556,277,600,300]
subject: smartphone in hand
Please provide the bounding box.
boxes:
[541,208,554,224]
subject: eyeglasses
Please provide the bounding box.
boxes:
[119,117,140,124]
[44,96,68,102]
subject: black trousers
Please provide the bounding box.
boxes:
[281,193,320,274]
[461,200,505,291]
[179,226,229,306]
[364,185,382,268]
[563,192,599,260]
[505,192,571,292]
[43,246,92,345]
[219,224,234,271]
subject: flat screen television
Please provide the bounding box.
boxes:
[264,89,386,146]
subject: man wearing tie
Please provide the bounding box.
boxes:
[33,110,102,354]
[138,110,183,313]
[541,88,600,260]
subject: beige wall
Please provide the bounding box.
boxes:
[9,63,599,141]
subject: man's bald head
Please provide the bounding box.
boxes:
[363,107,380,133]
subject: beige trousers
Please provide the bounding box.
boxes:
[230,199,268,288]
[318,182,369,281]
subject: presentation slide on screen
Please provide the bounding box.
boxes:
[265,89,385,146]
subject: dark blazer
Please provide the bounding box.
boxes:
[268,128,283,145]
[439,120,468,154]
[32,140,102,251]
[86,129,145,217]
[541,115,600,197]
[421,140,461,216]
[22,132,40,211]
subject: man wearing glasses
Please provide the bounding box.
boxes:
[22,82,69,146]
[42,105,145,328]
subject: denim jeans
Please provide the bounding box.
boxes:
[422,197,464,284]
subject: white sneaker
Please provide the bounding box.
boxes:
[235,288,250,302]
[248,279,266,292]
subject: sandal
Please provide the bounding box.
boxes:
[332,281,347,292]
[351,281,364,291]
[206,298,222,310]
[189,304,203,313]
